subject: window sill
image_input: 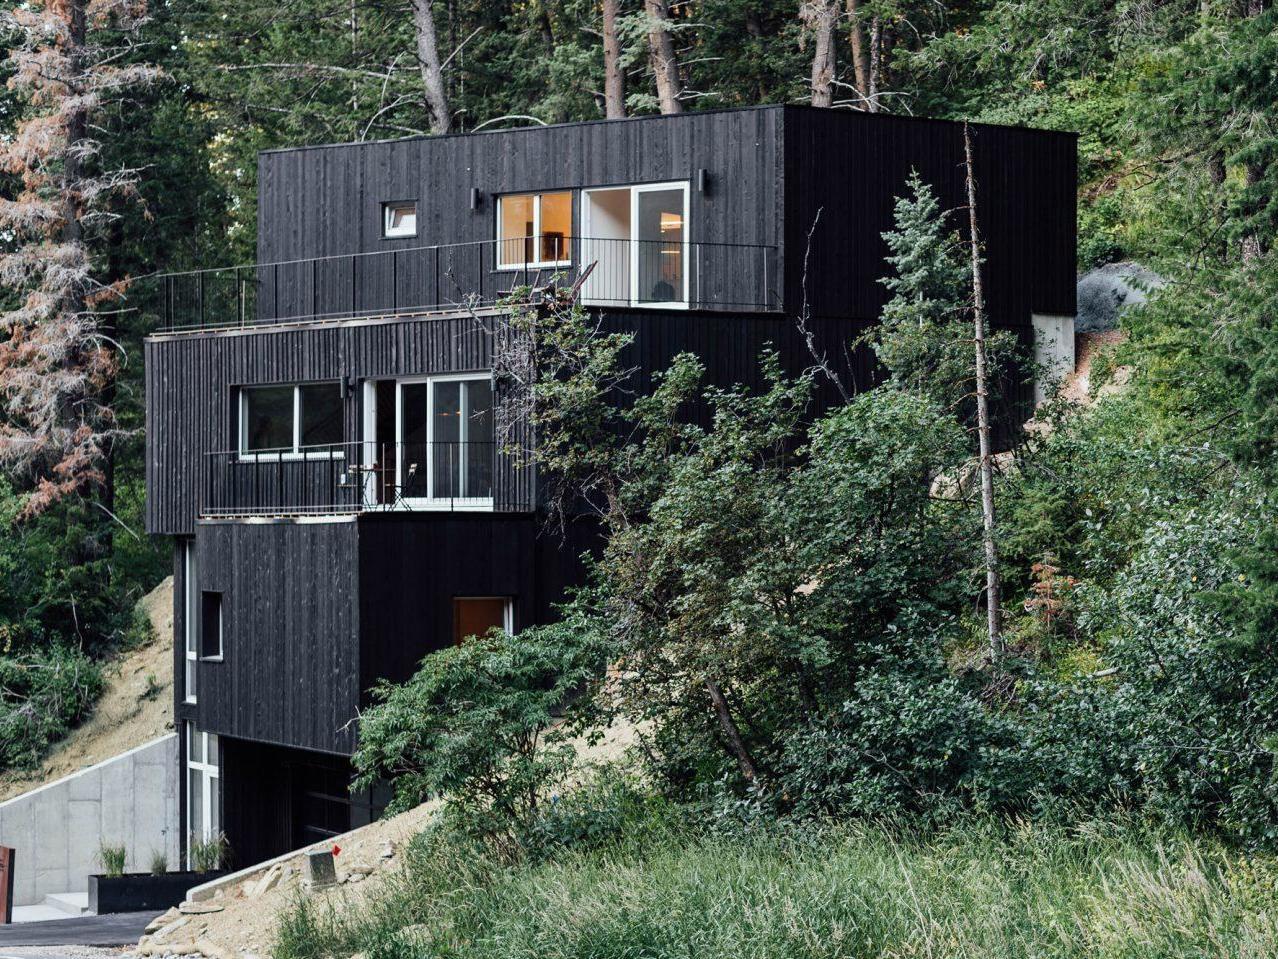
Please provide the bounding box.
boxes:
[199,656,224,663]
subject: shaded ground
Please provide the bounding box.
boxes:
[0,578,174,802]
[0,913,158,948]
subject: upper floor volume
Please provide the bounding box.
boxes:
[144,105,1076,333]
[143,105,1077,535]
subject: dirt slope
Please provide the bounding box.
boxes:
[0,576,175,802]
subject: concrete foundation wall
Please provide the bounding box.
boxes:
[0,733,180,906]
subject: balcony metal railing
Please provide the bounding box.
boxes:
[200,441,526,518]
[145,235,779,332]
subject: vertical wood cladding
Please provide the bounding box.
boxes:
[194,519,361,755]
[185,514,593,756]
[781,108,1077,325]
[145,313,506,536]
[256,108,783,269]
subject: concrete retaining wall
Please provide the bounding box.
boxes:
[0,733,180,906]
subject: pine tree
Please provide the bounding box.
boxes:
[0,0,158,513]
[864,170,972,410]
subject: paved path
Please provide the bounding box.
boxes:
[0,912,157,947]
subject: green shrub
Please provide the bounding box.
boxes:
[149,849,168,875]
[353,627,600,849]
[0,646,103,770]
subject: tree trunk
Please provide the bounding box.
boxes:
[867,16,882,113]
[704,679,761,784]
[603,0,626,118]
[847,0,871,110]
[963,122,1005,663]
[411,0,451,134]
[801,1,837,108]
[644,0,684,114]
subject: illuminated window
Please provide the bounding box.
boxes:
[496,192,572,268]
[453,597,513,644]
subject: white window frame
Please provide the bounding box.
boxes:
[382,201,418,238]
[581,181,690,309]
[184,541,197,704]
[238,384,345,462]
[394,373,495,511]
[186,724,220,852]
[495,192,573,270]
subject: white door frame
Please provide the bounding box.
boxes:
[581,181,690,309]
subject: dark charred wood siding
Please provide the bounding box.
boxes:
[781,107,1077,324]
[193,519,361,755]
[145,312,515,536]
[256,107,783,264]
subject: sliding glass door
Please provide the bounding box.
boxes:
[396,375,494,506]
[582,182,689,308]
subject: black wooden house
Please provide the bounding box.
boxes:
[145,105,1076,866]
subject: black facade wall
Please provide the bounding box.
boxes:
[145,312,504,536]
[193,519,362,755]
[256,107,783,271]
[781,108,1078,325]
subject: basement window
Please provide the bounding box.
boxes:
[382,201,417,238]
[239,383,344,459]
[496,192,571,268]
[453,596,513,645]
[200,591,223,660]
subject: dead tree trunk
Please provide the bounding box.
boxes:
[801,1,838,108]
[847,0,871,109]
[644,0,684,114]
[411,0,451,134]
[867,15,882,113]
[603,0,626,118]
[963,122,1005,663]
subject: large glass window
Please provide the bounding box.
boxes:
[397,376,494,504]
[186,725,221,854]
[497,192,572,268]
[239,383,344,457]
[581,182,689,307]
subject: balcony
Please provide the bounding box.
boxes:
[144,236,780,333]
[200,441,531,518]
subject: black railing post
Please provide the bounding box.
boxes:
[351,254,358,317]
[434,246,440,308]
[392,250,398,315]
[273,263,279,322]
[236,267,244,327]
[198,271,205,329]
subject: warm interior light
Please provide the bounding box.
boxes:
[660,212,682,232]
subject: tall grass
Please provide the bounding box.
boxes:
[275,817,1278,959]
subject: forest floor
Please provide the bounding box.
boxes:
[0,577,174,802]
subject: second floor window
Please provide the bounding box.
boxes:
[240,383,343,458]
[497,192,571,268]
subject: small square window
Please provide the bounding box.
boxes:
[383,201,417,238]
